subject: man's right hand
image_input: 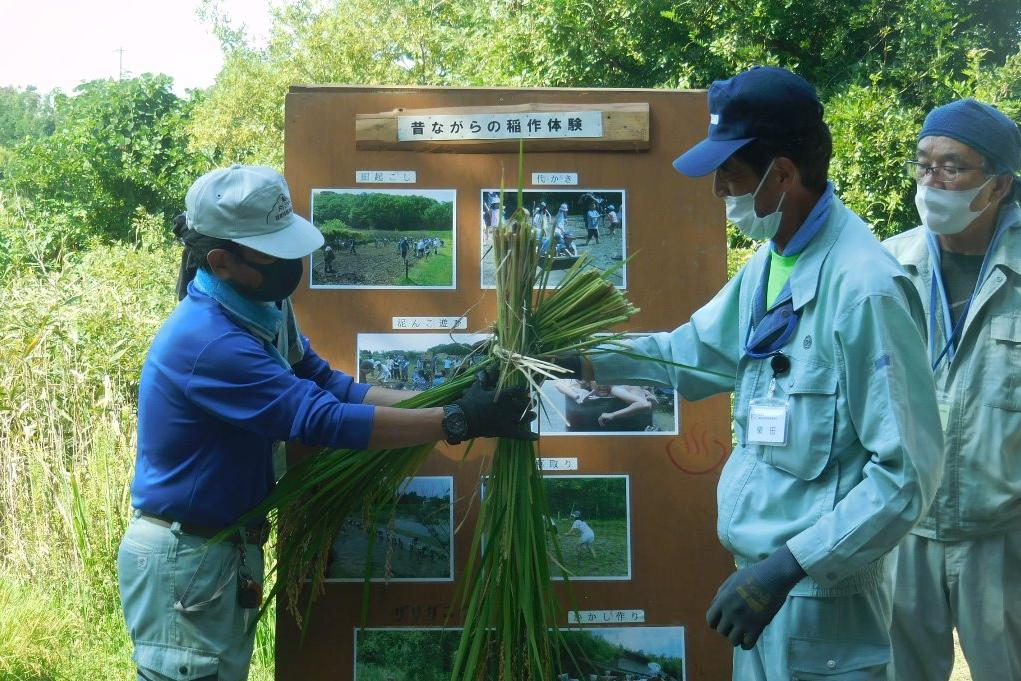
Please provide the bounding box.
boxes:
[450,373,538,442]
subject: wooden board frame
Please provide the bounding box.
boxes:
[281,84,734,681]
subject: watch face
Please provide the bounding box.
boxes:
[443,404,467,443]
[447,410,467,436]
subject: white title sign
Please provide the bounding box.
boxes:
[356,170,417,184]
[391,316,468,331]
[568,610,646,625]
[397,111,603,142]
[531,172,578,186]
[537,457,578,471]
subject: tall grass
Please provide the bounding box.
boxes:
[0,211,275,680]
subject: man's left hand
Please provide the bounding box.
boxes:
[705,545,805,650]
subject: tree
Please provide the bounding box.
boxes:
[0,86,54,149]
[190,0,1021,236]
[2,75,204,249]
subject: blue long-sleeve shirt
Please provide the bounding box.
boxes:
[131,283,375,528]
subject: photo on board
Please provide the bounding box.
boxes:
[480,189,626,289]
[545,475,631,581]
[557,626,686,681]
[535,332,679,436]
[536,381,677,436]
[480,473,632,581]
[352,626,685,681]
[325,476,454,582]
[309,188,456,289]
[356,332,490,393]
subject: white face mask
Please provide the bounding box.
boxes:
[724,160,786,241]
[915,178,992,235]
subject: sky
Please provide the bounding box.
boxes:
[0,0,278,95]
[398,476,452,500]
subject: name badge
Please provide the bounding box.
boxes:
[747,398,789,446]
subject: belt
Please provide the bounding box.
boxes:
[136,511,270,546]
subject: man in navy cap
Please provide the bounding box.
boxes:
[883,99,1021,680]
[554,66,943,679]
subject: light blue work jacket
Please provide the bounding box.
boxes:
[884,202,1021,540]
[590,197,944,594]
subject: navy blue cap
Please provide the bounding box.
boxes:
[674,66,824,177]
[919,99,1020,175]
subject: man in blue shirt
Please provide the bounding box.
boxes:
[119,165,534,681]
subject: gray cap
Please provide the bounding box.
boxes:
[185,164,323,259]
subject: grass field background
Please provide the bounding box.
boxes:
[549,518,630,579]
[312,228,453,287]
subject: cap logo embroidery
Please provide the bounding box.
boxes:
[709,113,720,125]
[267,194,293,223]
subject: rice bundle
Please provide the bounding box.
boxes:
[221,161,640,679]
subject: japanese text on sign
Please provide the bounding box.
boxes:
[392,316,468,331]
[355,170,417,184]
[537,457,578,471]
[568,609,646,624]
[531,172,579,186]
[397,112,603,142]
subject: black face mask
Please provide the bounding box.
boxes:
[234,252,304,302]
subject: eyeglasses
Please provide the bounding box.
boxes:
[905,160,990,183]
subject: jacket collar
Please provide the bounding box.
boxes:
[984,202,1021,277]
[785,194,845,312]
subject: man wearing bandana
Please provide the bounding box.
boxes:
[120,165,536,681]
[557,67,944,679]
[884,100,1021,681]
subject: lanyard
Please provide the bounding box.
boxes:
[925,223,1007,371]
[744,185,833,359]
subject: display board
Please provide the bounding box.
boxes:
[282,85,734,681]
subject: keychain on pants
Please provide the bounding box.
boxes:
[236,533,262,609]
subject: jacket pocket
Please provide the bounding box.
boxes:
[764,363,838,481]
[984,314,1021,411]
[788,637,889,679]
[172,536,234,614]
[134,642,219,680]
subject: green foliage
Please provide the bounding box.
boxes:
[0,220,274,679]
[190,0,1021,242]
[2,75,204,253]
[546,477,628,520]
[320,218,357,243]
[0,86,53,149]
[356,629,461,681]
[190,0,471,165]
[313,190,453,231]
[827,83,924,237]
[427,342,472,357]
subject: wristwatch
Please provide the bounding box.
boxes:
[442,403,469,445]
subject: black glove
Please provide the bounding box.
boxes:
[451,372,538,442]
[706,545,805,650]
[548,352,584,380]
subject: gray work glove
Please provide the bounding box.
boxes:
[451,371,538,442]
[706,545,806,650]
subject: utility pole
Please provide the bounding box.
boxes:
[114,47,125,80]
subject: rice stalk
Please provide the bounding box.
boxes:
[219,147,648,679]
